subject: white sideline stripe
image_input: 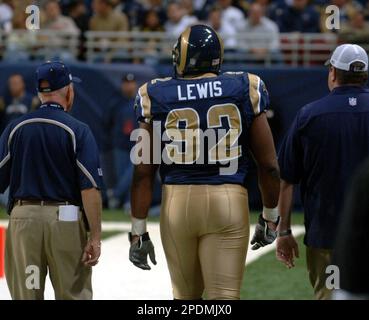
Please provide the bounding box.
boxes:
[0,221,305,300]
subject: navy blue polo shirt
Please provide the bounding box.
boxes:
[279,85,369,249]
[0,102,103,211]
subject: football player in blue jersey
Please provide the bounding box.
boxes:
[128,24,280,300]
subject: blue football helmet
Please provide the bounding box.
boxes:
[172,24,224,77]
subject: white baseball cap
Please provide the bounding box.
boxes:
[325,44,368,72]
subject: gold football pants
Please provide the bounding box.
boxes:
[5,204,92,300]
[160,184,249,300]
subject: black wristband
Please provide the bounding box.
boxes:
[278,229,292,237]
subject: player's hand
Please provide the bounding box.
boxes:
[129,232,157,270]
[276,234,299,269]
[251,214,279,250]
[82,238,101,267]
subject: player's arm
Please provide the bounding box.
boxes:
[249,112,281,250]
[131,122,158,222]
[129,121,158,270]
[250,113,280,208]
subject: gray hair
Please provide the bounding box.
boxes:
[38,84,71,103]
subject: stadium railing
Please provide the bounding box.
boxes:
[0,30,353,66]
[84,31,339,66]
[0,29,80,62]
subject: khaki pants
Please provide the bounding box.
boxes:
[5,204,92,300]
[160,184,249,300]
[306,246,332,300]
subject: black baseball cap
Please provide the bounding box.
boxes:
[36,61,81,93]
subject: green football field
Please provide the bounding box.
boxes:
[241,234,313,300]
[0,209,312,300]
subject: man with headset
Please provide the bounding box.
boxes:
[0,61,103,300]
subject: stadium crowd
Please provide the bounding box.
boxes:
[1,0,369,33]
[0,0,369,61]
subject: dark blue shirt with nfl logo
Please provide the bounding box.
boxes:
[278,85,369,249]
[134,72,269,186]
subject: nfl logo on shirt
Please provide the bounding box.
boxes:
[349,97,357,106]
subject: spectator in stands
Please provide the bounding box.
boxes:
[339,11,369,43]
[0,74,39,133]
[104,73,137,209]
[244,2,280,59]
[331,0,362,23]
[40,0,80,61]
[43,0,80,35]
[141,9,165,64]
[164,1,198,38]
[84,0,93,15]
[11,3,27,29]
[67,0,90,34]
[141,0,167,27]
[89,0,130,62]
[254,0,271,6]
[142,9,164,32]
[193,0,216,20]
[217,0,246,33]
[7,0,33,29]
[67,0,90,60]
[14,0,31,9]
[321,0,362,32]
[0,0,13,32]
[89,0,129,31]
[207,7,237,49]
[182,0,195,16]
[238,0,272,14]
[110,0,120,7]
[117,0,144,30]
[269,0,320,33]
[2,2,32,61]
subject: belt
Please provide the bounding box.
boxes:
[15,199,72,207]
